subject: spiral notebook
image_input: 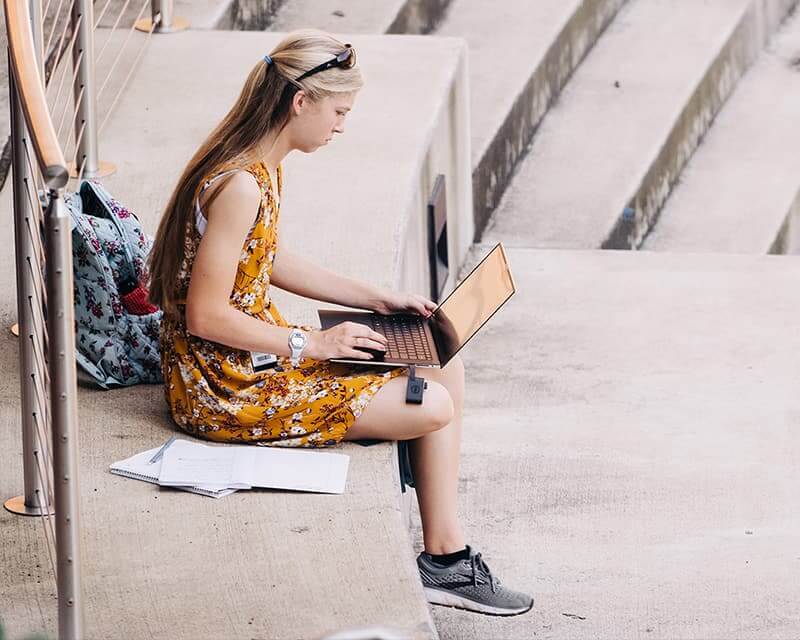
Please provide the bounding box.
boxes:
[109,446,238,499]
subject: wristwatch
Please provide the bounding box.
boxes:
[288,328,308,366]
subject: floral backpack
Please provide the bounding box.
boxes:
[66,180,163,388]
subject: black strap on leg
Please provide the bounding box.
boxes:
[405,365,427,404]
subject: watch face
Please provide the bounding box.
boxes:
[290,333,305,348]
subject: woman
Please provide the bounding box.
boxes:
[148,29,532,617]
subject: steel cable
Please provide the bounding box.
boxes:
[93,0,116,29]
[99,8,157,136]
[96,0,150,100]
[42,0,68,64]
[55,72,82,145]
[47,14,82,120]
[95,0,133,63]
[43,0,78,91]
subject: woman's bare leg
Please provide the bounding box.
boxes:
[345,356,466,555]
[408,356,466,555]
[344,375,454,441]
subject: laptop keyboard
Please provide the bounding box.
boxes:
[370,314,432,361]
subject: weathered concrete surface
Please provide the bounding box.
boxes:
[643,11,800,255]
[483,0,798,251]
[412,246,800,639]
[269,0,450,35]
[0,376,436,640]
[0,30,473,640]
[436,0,625,240]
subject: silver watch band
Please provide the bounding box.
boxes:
[288,329,307,366]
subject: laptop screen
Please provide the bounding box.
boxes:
[429,243,515,367]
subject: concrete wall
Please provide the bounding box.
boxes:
[395,41,472,307]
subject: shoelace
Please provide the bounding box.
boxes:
[470,552,497,593]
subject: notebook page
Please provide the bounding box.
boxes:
[109,446,238,497]
[158,440,252,489]
[247,447,349,494]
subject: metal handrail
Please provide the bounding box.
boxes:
[4,1,83,637]
[4,0,68,188]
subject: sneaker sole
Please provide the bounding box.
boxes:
[423,586,533,617]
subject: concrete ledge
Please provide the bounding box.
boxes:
[642,11,800,255]
[484,0,798,251]
[0,373,436,639]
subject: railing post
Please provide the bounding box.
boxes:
[46,190,84,640]
[135,0,189,34]
[70,0,113,178]
[3,67,54,519]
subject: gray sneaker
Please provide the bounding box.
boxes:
[416,546,534,616]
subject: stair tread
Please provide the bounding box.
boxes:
[483,0,755,249]
[643,11,800,254]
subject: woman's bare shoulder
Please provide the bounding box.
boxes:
[203,169,262,228]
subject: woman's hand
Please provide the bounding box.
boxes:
[305,323,388,361]
[372,290,437,318]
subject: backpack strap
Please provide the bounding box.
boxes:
[78,181,140,286]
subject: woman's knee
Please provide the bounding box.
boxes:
[418,380,455,433]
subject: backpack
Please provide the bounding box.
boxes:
[66,180,163,388]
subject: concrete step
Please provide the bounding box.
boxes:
[269,0,451,35]
[435,0,625,240]
[483,0,798,250]
[412,245,800,639]
[643,11,800,255]
[0,30,471,639]
[0,377,435,640]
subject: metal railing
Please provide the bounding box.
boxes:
[4,0,81,636]
[3,0,183,637]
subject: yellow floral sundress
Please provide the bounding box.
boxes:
[159,161,405,447]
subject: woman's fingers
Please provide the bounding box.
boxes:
[409,294,436,316]
[351,336,386,351]
[343,322,387,346]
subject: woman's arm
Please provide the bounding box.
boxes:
[184,172,387,361]
[185,172,296,356]
[270,241,386,311]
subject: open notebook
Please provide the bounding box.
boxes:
[159,439,350,494]
[110,439,351,497]
[110,446,238,498]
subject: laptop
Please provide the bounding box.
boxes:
[318,242,516,368]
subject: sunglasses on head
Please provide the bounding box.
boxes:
[295,45,356,82]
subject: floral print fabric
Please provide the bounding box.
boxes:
[159,162,404,447]
[69,180,163,388]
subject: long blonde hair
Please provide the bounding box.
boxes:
[148,29,363,318]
